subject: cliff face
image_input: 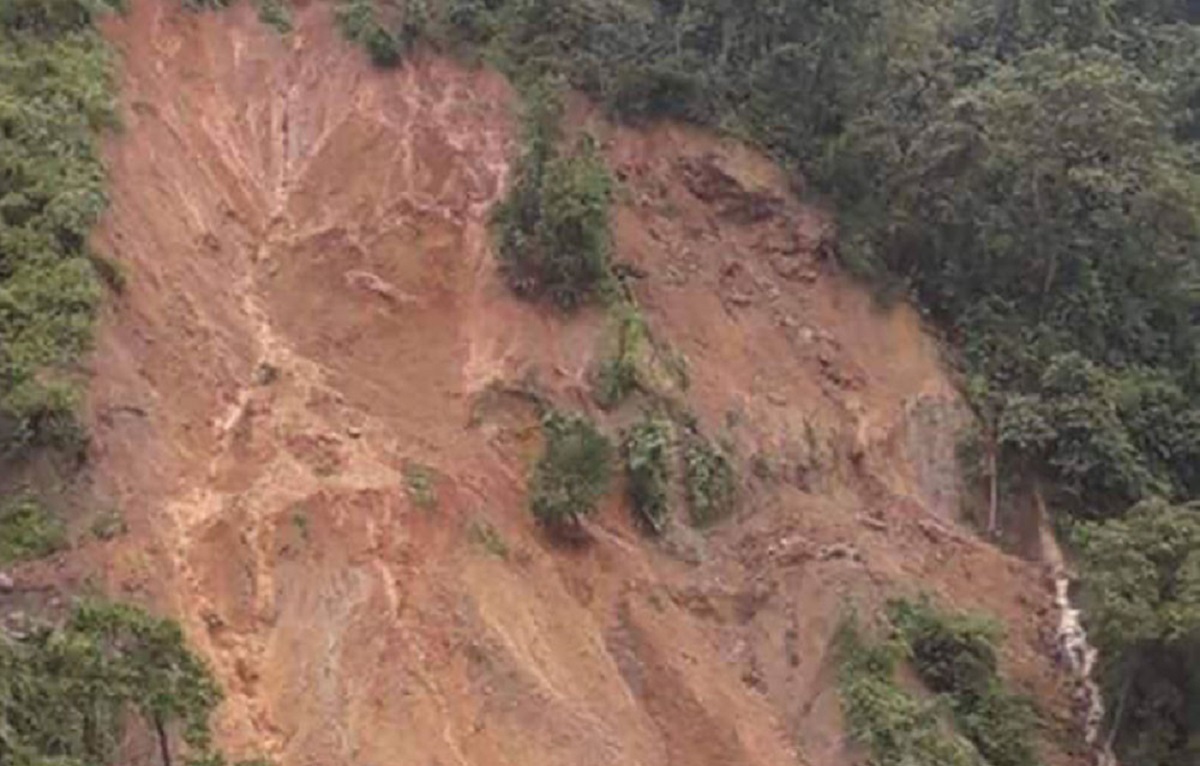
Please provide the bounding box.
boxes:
[78,1,1085,764]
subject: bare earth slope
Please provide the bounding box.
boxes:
[81,1,1087,764]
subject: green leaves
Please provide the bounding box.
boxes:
[529,410,613,530]
[493,81,614,310]
[0,4,115,455]
[0,601,232,766]
[622,416,672,534]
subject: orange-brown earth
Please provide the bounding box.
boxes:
[35,0,1092,763]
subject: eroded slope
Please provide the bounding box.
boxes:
[83,2,1086,764]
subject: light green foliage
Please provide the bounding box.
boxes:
[529,410,613,529]
[0,600,267,766]
[335,0,431,67]
[253,0,291,33]
[622,415,671,534]
[1076,501,1200,765]
[494,82,613,310]
[836,616,980,766]
[594,304,647,409]
[0,494,66,564]
[889,598,1041,766]
[683,435,735,528]
[0,1,115,456]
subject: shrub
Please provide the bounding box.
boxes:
[684,436,735,527]
[0,494,66,564]
[593,304,647,409]
[254,0,292,33]
[336,0,401,66]
[889,597,1041,766]
[836,617,978,766]
[494,82,614,310]
[529,410,613,529]
[623,416,672,533]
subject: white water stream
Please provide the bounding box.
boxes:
[1040,517,1117,766]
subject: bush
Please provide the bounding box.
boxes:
[593,304,647,409]
[889,598,1041,766]
[254,0,292,33]
[494,82,614,310]
[836,617,978,766]
[623,416,672,533]
[684,436,735,527]
[0,494,66,564]
[529,410,613,529]
[336,0,401,66]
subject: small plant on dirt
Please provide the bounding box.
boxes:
[403,462,438,510]
[684,436,736,527]
[623,415,673,534]
[529,410,613,531]
[0,494,66,564]
[494,81,614,310]
[254,0,292,33]
[468,518,510,559]
[90,507,127,541]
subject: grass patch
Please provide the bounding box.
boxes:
[683,435,735,528]
[0,494,66,564]
[622,415,672,534]
[529,409,613,532]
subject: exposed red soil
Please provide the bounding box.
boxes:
[36,1,1097,764]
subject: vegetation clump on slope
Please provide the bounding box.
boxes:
[529,409,613,531]
[839,599,1041,766]
[0,0,119,458]
[621,414,671,534]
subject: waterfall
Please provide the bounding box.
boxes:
[1039,510,1117,766]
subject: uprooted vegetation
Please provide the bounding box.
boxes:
[839,598,1041,766]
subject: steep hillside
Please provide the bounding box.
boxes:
[58,1,1088,764]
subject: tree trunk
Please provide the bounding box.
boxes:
[155,715,172,766]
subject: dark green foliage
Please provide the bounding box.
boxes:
[889,598,1041,766]
[836,616,978,766]
[0,600,265,766]
[1076,502,1200,766]
[683,435,735,527]
[336,0,402,66]
[494,82,613,310]
[622,416,671,533]
[0,3,115,457]
[254,0,292,33]
[529,410,613,529]
[0,494,66,564]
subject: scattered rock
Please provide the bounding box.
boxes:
[346,425,363,439]
[859,514,888,532]
[0,572,13,592]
